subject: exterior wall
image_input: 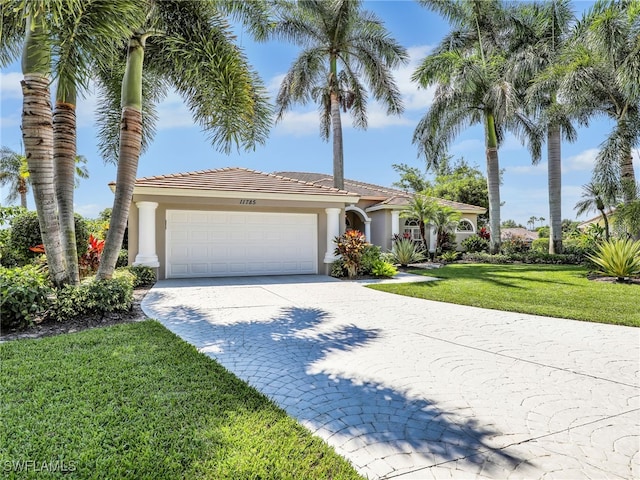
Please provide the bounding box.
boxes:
[369,210,392,251]
[130,194,344,279]
[454,213,479,251]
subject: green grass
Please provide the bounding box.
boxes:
[0,321,362,479]
[370,264,639,327]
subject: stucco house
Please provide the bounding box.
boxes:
[119,167,485,279]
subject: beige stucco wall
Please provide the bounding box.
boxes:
[129,194,346,279]
[369,210,393,251]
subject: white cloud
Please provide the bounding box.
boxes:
[396,45,436,112]
[0,72,22,99]
[273,110,320,136]
[563,148,598,173]
[450,138,484,154]
[508,162,547,175]
[157,91,196,130]
[74,203,104,219]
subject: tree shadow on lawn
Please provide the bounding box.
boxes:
[148,295,530,478]
[409,264,581,289]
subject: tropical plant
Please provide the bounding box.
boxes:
[553,0,639,206]
[413,0,540,254]
[461,235,489,253]
[95,0,272,280]
[439,250,460,263]
[431,206,461,253]
[79,234,105,278]
[389,238,426,267]
[574,182,615,240]
[0,264,52,330]
[514,0,579,254]
[0,146,29,208]
[501,234,531,254]
[587,238,640,282]
[400,194,438,250]
[334,230,367,279]
[270,0,408,190]
[613,198,640,240]
[370,259,398,278]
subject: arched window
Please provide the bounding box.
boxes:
[403,219,422,241]
[456,219,475,232]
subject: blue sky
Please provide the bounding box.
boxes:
[1,0,637,226]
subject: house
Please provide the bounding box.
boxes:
[120,167,486,279]
[577,209,616,231]
[500,227,539,245]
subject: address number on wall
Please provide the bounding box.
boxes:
[239,199,256,205]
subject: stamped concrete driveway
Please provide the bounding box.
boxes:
[142,274,640,479]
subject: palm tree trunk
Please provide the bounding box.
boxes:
[547,126,563,254]
[21,17,66,287]
[330,90,345,190]
[620,148,636,204]
[484,112,501,254]
[18,179,27,209]
[97,34,145,280]
[54,83,80,285]
[599,208,610,241]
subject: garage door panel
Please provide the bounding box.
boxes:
[166,210,318,278]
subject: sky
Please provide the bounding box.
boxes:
[1,0,638,227]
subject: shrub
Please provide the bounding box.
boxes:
[501,234,530,254]
[0,265,52,330]
[531,237,549,253]
[389,238,426,267]
[79,234,105,278]
[537,226,550,238]
[358,244,382,276]
[461,251,585,265]
[439,251,460,263]
[370,259,397,278]
[587,238,640,281]
[9,210,89,264]
[126,265,157,287]
[334,230,367,278]
[116,249,129,268]
[330,259,346,278]
[51,270,134,322]
[461,235,489,253]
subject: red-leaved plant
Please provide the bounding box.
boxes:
[79,234,105,278]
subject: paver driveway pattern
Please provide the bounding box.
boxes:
[142,274,640,479]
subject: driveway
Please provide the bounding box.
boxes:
[142,274,640,479]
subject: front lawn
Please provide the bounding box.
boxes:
[370,264,639,327]
[0,321,362,479]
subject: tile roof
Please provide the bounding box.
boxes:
[275,171,486,212]
[501,228,539,241]
[128,167,358,196]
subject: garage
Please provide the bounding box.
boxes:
[166,210,318,278]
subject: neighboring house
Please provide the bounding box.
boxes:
[500,228,539,245]
[577,209,616,231]
[119,167,485,279]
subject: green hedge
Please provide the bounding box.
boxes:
[0,265,53,330]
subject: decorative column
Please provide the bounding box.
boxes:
[134,201,160,267]
[324,207,341,264]
[364,220,371,242]
[391,210,400,237]
[428,225,437,253]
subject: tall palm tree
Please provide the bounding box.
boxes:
[271,0,408,190]
[2,0,142,286]
[0,146,29,208]
[557,0,639,205]
[575,182,614,240]
[400,194,438,250]
[413,0,540,254]
[513,0,578,254]
[95,0,272,279]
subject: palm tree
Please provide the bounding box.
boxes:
[431,205,462,253]
[527,216,537,231]
[556,0,639,205]
[0,146,29,208]
[95,0,272,280]
[270,0,408,190]
[513,0,578,254]
[2,0,142,286]
[413,0,540,254]
[400,194,438,250]
[575,182,614,240]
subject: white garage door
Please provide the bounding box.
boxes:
[166,210,318,278]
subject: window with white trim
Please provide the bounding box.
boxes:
[456,219,475,232]
[403,219,422,241]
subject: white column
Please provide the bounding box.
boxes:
[428,225,437,253]
[324,207,341,263]
[391,210,400,237]
[134,201,160,267]
[364,220,371,242]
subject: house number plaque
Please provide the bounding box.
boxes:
[239,199,256,205]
